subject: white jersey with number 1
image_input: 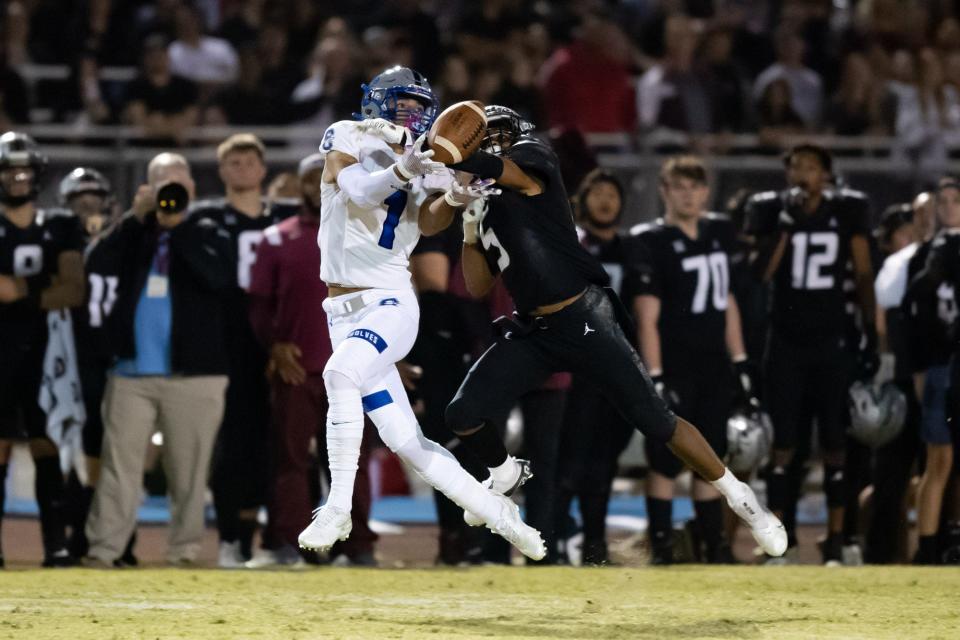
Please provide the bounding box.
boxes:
[317,119,452,290]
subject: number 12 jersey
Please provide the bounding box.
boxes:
[746,189,871,342]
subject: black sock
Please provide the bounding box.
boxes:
[765,466,788,514]
[580,491,611,547]
[646,497,673,548]
[237,518,257,560]
[0,463,7,557]
[694,498,725,555]
[34,456,68,555]
[918,535,938,557]
[457,424,508,469]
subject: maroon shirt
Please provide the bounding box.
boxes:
[248,213,332,374]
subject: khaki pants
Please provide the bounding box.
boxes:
[86,374,228,564]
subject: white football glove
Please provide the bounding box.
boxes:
[443,178,501,208]
[356,118,410,146]
[395,133,447,180]
[462,199,487,245]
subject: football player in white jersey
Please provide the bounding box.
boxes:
[297,66,546,560]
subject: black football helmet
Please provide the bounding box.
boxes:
[481,105,535,155]
[0,131,47,207]
[58,167,111,205]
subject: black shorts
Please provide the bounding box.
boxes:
[447,286,676,442]
[0,338,48,440]
[764,331,852,453]
[646,352,732,478]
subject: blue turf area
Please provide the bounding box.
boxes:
[5,494,828,525]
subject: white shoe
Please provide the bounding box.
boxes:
[244,546,307,569]
[486,494,546,561]
[218,541,245,569]
[842,544,863,567]
[298,505,352,552]
[726,481,788,557]
[464,458,533,527]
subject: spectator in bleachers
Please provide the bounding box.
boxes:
[826,52,890,136]
[755,78,807,148]
[0,53,29,128]
[167,5,239,93]
[540,9,637,134]
[204,45,275,126]
[122,34,199,146]
[289,35,362,132]
[700,26,747,133]
[891,49,960,180]
[85,153,232,567]
[217,0,263,51]
[637,15,713,136]
[752,26,823,129]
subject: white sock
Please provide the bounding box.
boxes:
[395,432,503,525]
[489,456,519,489]
[325,377,364,512]
[709,468,741,498]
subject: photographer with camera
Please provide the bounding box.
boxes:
[85,153,234,567]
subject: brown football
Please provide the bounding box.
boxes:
[427,100,487,165]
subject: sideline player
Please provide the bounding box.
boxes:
[191,134,298,567]
[630,156,758,564]
[442,106,786,559]
[745,145,877,564]
[0,133,85,567]
[296,66,546,560]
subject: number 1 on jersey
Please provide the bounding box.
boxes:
[379,190,408,249]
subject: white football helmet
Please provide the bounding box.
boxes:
[726,411,773,474]
[848,381,907,448]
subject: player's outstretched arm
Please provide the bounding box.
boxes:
[451,152,542,196]
[461,241,496,298]
[420,193,458,236]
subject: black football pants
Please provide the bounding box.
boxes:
[447,285,676,446]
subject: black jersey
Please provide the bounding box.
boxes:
[73,228,123,362]
[190,197,300,291]
[908,231,960,367]
[578,228,630,297]
[745,188,872,343]
[0,207,83,340]
[626,214,738,358]
[476,138,609,315]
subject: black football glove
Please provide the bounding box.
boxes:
[856,323,881,382]
[651,374,681,411]
[733,358,762,412]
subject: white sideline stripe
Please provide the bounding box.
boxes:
[432,136,462,163]
[0,597,196,610]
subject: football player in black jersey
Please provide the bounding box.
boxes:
[630,156,758,564]
[437,106,787,559]
[555,169,637,565]
[745,144,878,564]
[0,133,85,567]
[57,167,124,559]
[192,134,299,567]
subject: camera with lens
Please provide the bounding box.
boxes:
[156,182,189,215]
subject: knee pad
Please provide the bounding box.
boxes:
[824,464,846,508]
[324,352,364,389]
[445,393,484,435]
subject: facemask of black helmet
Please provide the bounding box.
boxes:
[480,106,535,155]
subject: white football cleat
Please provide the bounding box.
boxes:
[725,481,788,557]
[297,505,352,552]
[464,457,533,527]
[487,494,546,561]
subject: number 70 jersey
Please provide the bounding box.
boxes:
[317,120,454,289]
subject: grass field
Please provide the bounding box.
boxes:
[1,566,958,639]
